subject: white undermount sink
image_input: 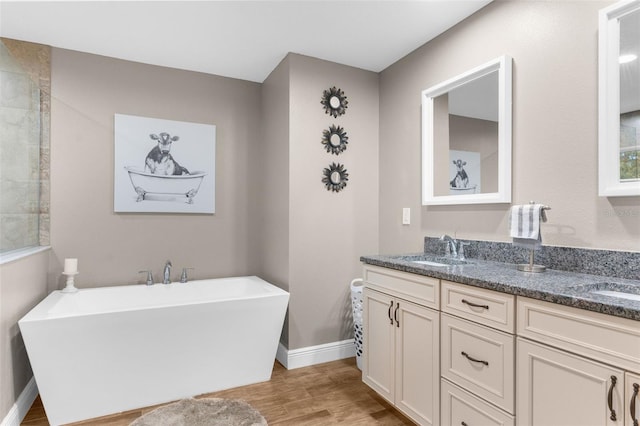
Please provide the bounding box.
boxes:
[412,260,449,267]
[568,282,640,302]
[405,255,471,267]
[590,290,640,302]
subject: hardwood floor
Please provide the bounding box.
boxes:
[21,358,414,425]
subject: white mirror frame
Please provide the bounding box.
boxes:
[598,0,640,197]
[422,55,512,205]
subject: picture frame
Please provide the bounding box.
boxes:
[114,114,216,214]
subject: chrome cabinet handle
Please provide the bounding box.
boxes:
[608,375,617,421]
[462,299,489,310]
[394,302,400,327]
[388,301,394,325]
[631,382,639,426]
[461,351,489,366]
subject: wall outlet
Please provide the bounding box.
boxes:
[402,208,410,225]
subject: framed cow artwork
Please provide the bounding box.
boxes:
[114,114,216,214]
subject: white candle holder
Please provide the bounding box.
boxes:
[62,272,79,293]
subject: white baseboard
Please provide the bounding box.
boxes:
[1,377,38,426]
[276,339,356,370]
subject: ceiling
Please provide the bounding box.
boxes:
[0,0,492,83]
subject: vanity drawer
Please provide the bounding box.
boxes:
[441,313,515,413]
[517,297,640,373]
[441,280,515,333]
[363,265,439,309]
[441,379,514,426]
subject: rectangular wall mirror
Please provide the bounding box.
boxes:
[422,55,512,205]
[599,0,640,197]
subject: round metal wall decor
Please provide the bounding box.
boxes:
[321,87,348,118]
[322,125,349,155]
[322,162,349,192]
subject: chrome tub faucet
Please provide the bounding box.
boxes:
[163,260,172,284]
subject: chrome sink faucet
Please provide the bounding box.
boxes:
[440,234,458,258]
[163,260,172,284]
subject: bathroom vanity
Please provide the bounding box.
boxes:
[360,251,640,426]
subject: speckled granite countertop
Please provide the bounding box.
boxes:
[360,253,640,321]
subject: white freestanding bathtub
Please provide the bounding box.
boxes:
[19,276,289,425]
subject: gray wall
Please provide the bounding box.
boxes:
[287,54,379,349]
[256,53,379,350]
[49,48,262,289]
[254,56,291,345]
[379,0,639,254]
[0,250,48,420]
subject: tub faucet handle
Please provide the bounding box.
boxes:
[138,270,154,286]
[180,267,194,283]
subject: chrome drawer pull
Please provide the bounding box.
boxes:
[608,375,617,421]
[631,382,638,426]
[461,351,489,366]
[462,299,489,310]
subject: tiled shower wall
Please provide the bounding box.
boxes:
[0,38,50,252]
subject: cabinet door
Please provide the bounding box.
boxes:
[362,288,395,404]
[517,338,624,426]
[395,299,439,426]
[626,372,640,426]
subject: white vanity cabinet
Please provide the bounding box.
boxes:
[361,262,640,426]
[517,297,640,426]
[362,265,440,426]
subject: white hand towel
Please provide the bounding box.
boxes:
[510,204,543,250]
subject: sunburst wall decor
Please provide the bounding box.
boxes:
[321,86,348,118]
[322,162,349,192]
[322,125,349,155]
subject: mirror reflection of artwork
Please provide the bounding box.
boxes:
[114,114,216,214]
[449,150,480,195]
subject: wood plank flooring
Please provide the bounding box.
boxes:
[21,358,414,425]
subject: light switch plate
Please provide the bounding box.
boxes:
[402,208,410,225]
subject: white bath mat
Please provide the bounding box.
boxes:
[129,398,267,426]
